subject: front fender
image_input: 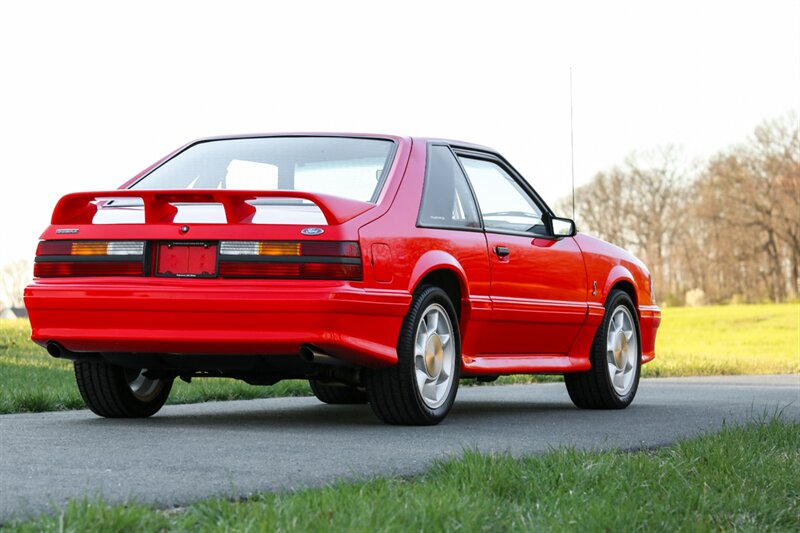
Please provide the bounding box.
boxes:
[602,265,637,302]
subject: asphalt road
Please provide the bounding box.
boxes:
[1,375,798,523]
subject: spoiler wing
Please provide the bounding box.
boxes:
[51,189,374,226]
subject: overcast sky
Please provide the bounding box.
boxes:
[1,0,798,265]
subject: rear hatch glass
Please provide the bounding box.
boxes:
[96,136,395,225]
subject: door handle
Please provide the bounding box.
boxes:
[494,246,510,258]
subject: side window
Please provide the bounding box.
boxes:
[458,157,545,235]
[418,146,481,229]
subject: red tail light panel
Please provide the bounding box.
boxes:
[218,261,361,280]
[34,261,145,278]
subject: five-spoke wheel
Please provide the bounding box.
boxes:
[606,305,638,396]
[565,289,641,409]
[413,303,457,409]
[366,285,461,425]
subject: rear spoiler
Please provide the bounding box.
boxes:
[51,189,374,225]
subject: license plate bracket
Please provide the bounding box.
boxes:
[156,242,218,278]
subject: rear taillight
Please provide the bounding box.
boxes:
[34,240,145,278]
[218,240,362,280]
[33,239,361,280]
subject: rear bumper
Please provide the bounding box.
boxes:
[24,278,410,368]
[638,305,661,363]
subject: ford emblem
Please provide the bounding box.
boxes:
[301,227,325,236]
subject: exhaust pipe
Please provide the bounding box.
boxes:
[46,341,64,358]
[299,345,347,366]
[45,341,100,362]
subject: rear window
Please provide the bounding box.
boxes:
[130,136,395,203]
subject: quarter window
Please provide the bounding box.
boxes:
[418,146,481,229]
[458,157,545,235]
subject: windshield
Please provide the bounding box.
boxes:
[130,136,395,203]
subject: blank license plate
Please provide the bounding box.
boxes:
[157,243,217,277]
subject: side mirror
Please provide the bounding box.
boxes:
[551,216,576,237]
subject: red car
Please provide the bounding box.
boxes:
[25,134,661,425]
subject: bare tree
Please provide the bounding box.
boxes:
[690,112,799,302]
[569,111,798,304]
[1,260,32,309]
[572,146,690,302]
[573,167,634,249]
[749,112,800,298]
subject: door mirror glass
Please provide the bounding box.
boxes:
[551,217,576,237]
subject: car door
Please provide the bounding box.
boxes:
[456,151,588,355]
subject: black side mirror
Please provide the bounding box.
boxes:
[551,216,576,237]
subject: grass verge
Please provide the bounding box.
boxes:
[1,303,798,414]
[0,319,310,414]
[4,418,798,531]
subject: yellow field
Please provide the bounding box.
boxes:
[645,303,800,377]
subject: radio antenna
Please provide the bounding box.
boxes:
[569,66,576,220]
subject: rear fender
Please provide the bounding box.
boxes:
[407,251,472,343]
[407,251,469,299]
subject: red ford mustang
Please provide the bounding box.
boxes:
[25,134,661,425]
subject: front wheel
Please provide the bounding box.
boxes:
[366,285,461,425]
[565,290,641,409]
[74,361,173,418]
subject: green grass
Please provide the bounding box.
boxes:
[4,418,798,531]
[1,302,797,414]
[0,319,310,414]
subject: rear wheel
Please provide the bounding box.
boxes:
[565,290,641,409]
[308,379,367,404]
[366,285,461,425]
[74,361,173,418]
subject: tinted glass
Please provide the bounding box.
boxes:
[418,146,481,229]
[459,157,545,234]
[131,137,394,203]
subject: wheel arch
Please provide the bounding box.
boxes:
[610,279,638,309]
[603,265,639,309]
[605,275,644,353]
[408,251,469,318]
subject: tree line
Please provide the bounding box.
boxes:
[565,112,799,306]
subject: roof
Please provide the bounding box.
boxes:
[188,133,497,154]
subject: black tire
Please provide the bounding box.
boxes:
[308,379,367,404]
[74,361,173,418]
[564,290,641,409]
[365,285,461,425]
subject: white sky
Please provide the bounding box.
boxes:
[1,0,798,265]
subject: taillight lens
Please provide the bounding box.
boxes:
[218,240,362,280]
[34,240,145,277]
[219,241,359,258]
[36,240,145,256]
